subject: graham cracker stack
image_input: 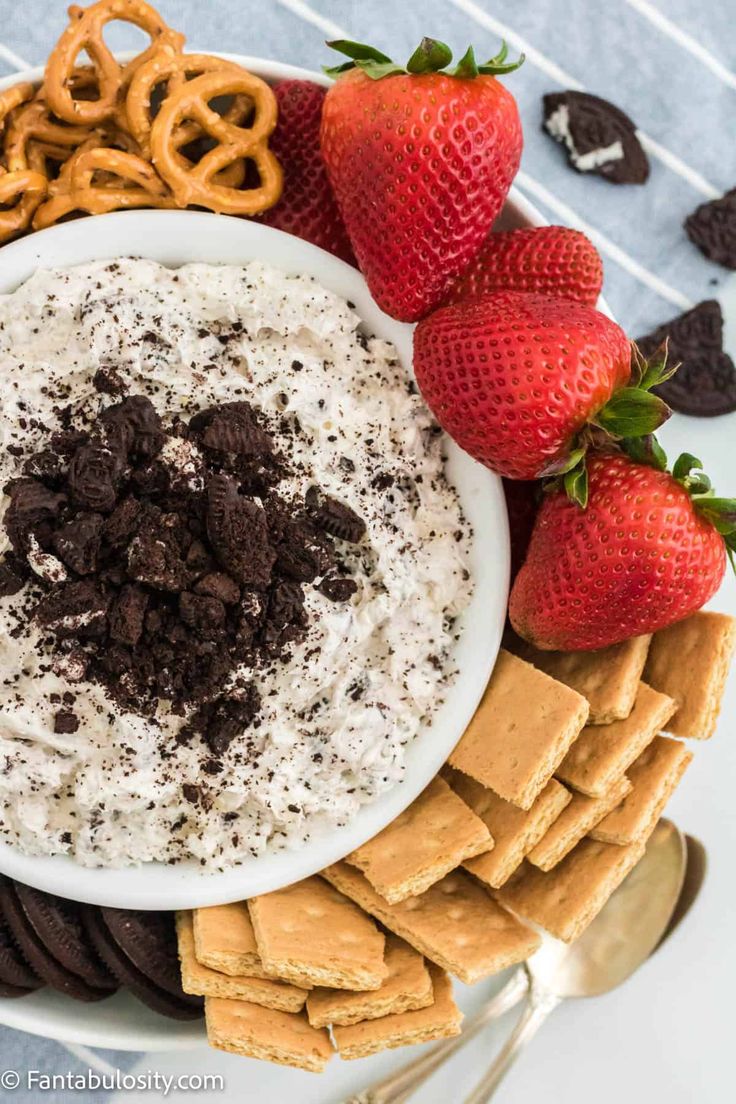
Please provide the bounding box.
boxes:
[206,996,333,1072]
[193,902,270,979]
[444,767,571,888]
[332,965,462,1060]
[448,649,589,809]
[591,736,693,845]
[496,838,647,942]
[527,775,631,871]
[644,611,736,739]
[511,634,651,724]
[322,863,540,984]
[306,935,433,1029]
[556,683,676,797]
[346,775,492,904]
[176,911,308,1012]
[248,876,387,991]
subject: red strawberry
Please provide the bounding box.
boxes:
[413,290,670,481]
[320,38,523,321]
[260,80,355,265]
[444,226,603,307]
[509,451,732,651]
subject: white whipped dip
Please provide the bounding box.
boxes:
[0,259,472,869]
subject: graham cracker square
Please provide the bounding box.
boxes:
[448,649,589,809]
[248,876,387,991]
[590,736,693,845]
[346,776,492,904]
[193,902,269,979]
[332,964,462,1060]
[644,611,736,739]
[527,775,631,871]
[205,996,333,1072]
[176,911,307,1012]
[444,767,571,888]
[513,634,651,724]
[306,935,432,1029]
[556,682,676,797]
[496,838,646,942]
[321,863,540,985]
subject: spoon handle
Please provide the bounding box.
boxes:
[462,988,562,1104]
[343,968,528,1104]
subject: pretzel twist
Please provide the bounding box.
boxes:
[0,169,48,242]
[150,70,282,215]
[33,143,174,229]
[4,100,97,172]
[44,0,185,126]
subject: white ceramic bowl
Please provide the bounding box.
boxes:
[0,53,546,1051]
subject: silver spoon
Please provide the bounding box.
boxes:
[463,818,688,1103]
[349,818,694,1104]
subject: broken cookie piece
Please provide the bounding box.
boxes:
[542,90,649,184]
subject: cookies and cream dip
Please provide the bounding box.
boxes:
[0,259,472,870]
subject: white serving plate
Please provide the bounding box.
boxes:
[0,53,548,1052]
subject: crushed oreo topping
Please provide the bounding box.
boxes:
[1,395,364,749]
[542,90,649,185]
[636,300,736,417]
[685,188,736,270]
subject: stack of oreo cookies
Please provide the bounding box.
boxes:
[0,876,201,1019]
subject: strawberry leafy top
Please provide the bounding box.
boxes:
[619,443,736,566]
[324,36,525,81]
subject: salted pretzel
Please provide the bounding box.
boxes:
[44,0,185,127]
[126,49,252,157]
[33,144,174,229]
[4,100,96,172]
[0,169,48,243]
[0,83,36,129]
[150,69,282,215]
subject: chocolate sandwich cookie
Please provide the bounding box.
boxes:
[100,908,199,1002]
[0,911,42,992]
[542,91,649,184]
[82,908,203,1021]
[685,188,736,270]
[13,883,116,992]
[636,300,736,417]
[0,879,111,1002]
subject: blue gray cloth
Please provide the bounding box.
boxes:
[0,0,733,1097]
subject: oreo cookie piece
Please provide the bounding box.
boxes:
[542,91,649,184]
[0,911,42,991]
[685,188,736,269]
[636,300,736,417]
[0,880,110,1002]
[82,908,203,1021]
[13,883,116,992]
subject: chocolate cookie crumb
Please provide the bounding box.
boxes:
[53,711,79,735]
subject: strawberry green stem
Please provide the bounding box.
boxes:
[323,37,524,80]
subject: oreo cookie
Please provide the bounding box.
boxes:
[0,911,42,991]
[636,300,736,417]
[83,908,202,1021]
[100,908,196,1001]
[542,91,649,184]
[685,188,736,269]
[0,879,111,1002]
[13,883,116,992]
